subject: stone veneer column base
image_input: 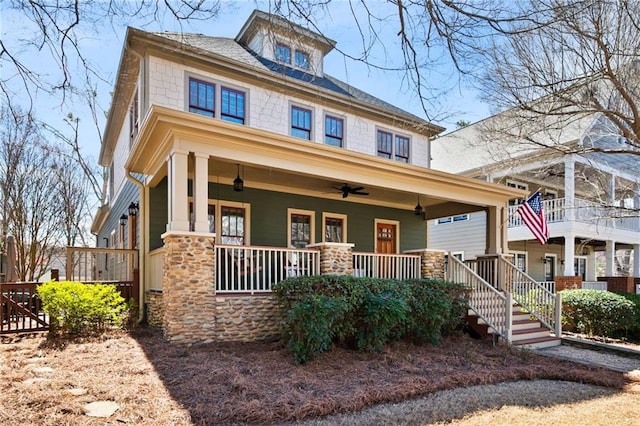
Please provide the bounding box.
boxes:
[405,249,446,280]
[145,290,164,327]
[162,231,216,344]
[307,242,354,275]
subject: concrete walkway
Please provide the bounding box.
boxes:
[533,336,640,373]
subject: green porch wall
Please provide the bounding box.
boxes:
[148,180,427,252]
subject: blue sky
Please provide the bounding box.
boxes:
[1,1,489,161]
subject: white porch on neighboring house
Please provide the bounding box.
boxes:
[493,153,640,282]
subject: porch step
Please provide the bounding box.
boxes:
[512,318,541,331]
[511,327,552,341]
[512,336,561,349]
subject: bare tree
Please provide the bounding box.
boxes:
[478,0,640,156]
[0,108,96,280]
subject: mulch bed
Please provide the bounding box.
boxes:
[134,327,632,424]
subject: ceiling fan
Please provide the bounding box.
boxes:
[334,183,369,198]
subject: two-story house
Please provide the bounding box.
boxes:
[91,10,524,344]
[430,108,640,293]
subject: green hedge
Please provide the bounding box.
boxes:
[618,293,640,340]
[38,280,131,336]
[561,289,636,337]
[272,276,469,364]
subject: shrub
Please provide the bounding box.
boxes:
[561,289,636,337]
[38,281,128,336]
[273,276,469,363]
[617,293,640,340]
[282,294,348,364]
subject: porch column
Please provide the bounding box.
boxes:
[563,234,575,276]
[167,149,190,232]
[633,244,640,279]
[486,204,507,254]
[609,174,616,228]
[564,158,575,221]
[308,242,354,275]
[193,153,210,233]
[605,240,616,276]
[162,231,216,344]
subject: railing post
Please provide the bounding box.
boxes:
[554,292,562,337]
[505,292,513,344]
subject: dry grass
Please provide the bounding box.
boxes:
[0,327,638,425]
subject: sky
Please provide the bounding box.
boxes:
[0,1,489,163]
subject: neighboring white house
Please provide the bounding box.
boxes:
[430,109,640,286]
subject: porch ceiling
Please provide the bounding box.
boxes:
[127,106,527,218]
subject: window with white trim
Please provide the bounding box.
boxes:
[437,214,469,224]
[275,43,291,64]
[507,180,528,206]
[324,115,344,147]
[294,50,309,69]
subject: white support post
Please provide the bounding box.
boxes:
[167,150,190,232]
[633,244,640,279]
[564,157,575,221]
[193,153,210,233]
[505,292,513,344]
[605,240,615,276]
[554,292,562,337]
[563,234,575,276]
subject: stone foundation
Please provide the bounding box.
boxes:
[308,242,353,275]
[555,276,582,291]
[162,232,216,344]
[145,290,164,327]
[215,295,282,341]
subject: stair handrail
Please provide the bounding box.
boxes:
[447,253,512,343]
[499,255,562,336]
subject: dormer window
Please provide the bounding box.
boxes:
[275,43,291,64]
[294,50,309,69]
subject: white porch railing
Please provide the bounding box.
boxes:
[499,257,562,336]
[66,247,138,282]
[352,252,421,280]
[448,254,512,342]
[507,197,640,232]
[215,245,320,294]
[582,281,608,291]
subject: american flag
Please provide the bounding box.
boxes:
[517,191,549,245]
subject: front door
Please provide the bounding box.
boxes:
[376,222,396,254]
[376,222,397,278]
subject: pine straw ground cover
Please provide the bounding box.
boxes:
[0,326,638,425]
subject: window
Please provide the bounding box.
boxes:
[395,135,410,162]
[288,209,315,248]
[129,88,139,146]
[437,214,469,224]
[377,130,392,158]
[188,200,249,244]
[221,206,245,245]
[325,115,344,147]
[189,78,215,117]
[507,180,528,206]
[294,50,309,69]
[275,43,291,63]
[188,77,247,124]
[221,87,245,124]
[291,106,312,140]
[510,251,527,273]
[377,129,411,162]
[323,213,347,243]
